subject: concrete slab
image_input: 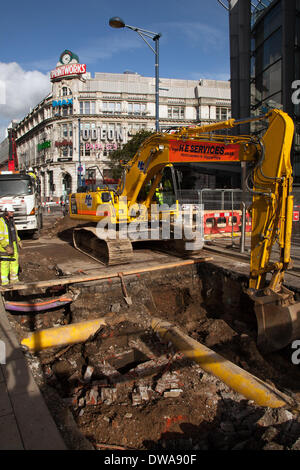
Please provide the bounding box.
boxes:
[0,324,24,361]
[10,391,66,450]
[0,413,23,450]
[3,357,40,396]
[0,382,13,417]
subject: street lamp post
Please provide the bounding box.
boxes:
[109,17,161,133]
[78,117,82,189]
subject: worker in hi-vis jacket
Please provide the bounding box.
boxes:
[0,204,22,285]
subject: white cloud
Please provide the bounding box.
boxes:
[0,62,50,132]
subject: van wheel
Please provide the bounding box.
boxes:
[32,230,39,240]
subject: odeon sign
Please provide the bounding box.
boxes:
[50,64,86,80]
[81,127,124,142]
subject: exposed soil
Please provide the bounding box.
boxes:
[5,214,300,450]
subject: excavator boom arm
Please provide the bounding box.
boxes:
[247,110,294,291]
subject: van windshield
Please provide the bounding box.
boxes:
[0,179,33,197]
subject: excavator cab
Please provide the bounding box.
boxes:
[158,166,177,206]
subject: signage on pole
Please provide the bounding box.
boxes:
[77,164,86,176]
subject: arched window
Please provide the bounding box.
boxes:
[62,86,72,97]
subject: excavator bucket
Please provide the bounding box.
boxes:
[251,289,300,353]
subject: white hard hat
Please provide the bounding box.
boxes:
[3,204,15,212]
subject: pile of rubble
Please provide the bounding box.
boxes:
[68,353,184,411]
[25,319,300,451]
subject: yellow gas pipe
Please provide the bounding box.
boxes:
[151,317,296,410]
[21,318,107,352]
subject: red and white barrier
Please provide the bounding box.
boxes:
[203,210,251,239]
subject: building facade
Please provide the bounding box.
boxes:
[227,0,300,182]
[13,51,231,201]
[0,120,19,170]
[0,137,9,169]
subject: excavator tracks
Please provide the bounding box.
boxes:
[73,226,133,266]
[72,226,204,266]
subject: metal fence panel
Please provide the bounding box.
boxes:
[177,188,252,211]
[177,187,300,246]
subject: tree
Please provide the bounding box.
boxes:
[108,129,154,179]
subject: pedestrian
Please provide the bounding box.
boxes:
[0,204,22,285]
[60,195,68,216]
[155,183,164,205]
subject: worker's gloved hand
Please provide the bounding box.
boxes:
[4,245,14,255]
[18,241,23,249]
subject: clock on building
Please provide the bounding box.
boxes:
[59,50,80,65]
[61,52,72,64]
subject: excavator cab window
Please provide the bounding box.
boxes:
[101,192,111,203]
[159,167,177,206]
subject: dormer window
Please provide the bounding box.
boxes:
[62,86,72,97]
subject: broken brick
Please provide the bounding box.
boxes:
[131,390,142,406]
[155,371,180,394]
[44,366,53,379]
[129,356,170,378]
[78,397,85,407]
[101,387,117,404]
[139,385,150,401]
[86,388,99,405]
[97,361,122,385]
[163,389,183,398]
[83,365,94,383]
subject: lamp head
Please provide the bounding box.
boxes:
[109,17,125,28]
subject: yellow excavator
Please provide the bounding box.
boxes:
[69,109,300,352]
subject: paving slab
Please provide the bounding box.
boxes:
[0,413,23,450]
[0,382,13,417]
[3,357,40,397]
[10,390,66,450]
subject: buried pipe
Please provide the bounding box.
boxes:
[21,317,107,352]
[151,317,297,410]
[5,297,73,313]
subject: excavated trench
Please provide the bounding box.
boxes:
[6,262,300,450]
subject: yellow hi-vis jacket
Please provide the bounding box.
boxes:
[0,217,20,255]
[155,188,164,205]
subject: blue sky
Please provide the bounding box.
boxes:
[0,0,230,139]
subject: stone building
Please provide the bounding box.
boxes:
[225,0,300,183]
[13,50,231,201]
